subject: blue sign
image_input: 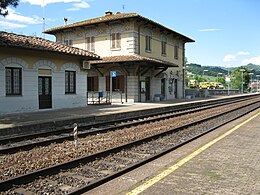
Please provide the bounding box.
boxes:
[111,71,117,77]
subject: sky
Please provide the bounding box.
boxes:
[1,0,260,67]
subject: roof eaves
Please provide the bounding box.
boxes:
[44,13,139,34]
[89,55,178,67]
[0,31,100,59]
[44,13,194,42]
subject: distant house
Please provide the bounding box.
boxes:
[45,11,194,103]
[0,31,100,114]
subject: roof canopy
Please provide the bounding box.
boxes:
[89,54,178,68]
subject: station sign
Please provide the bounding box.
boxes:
[111,71,117,77]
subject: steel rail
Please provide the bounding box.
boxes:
[69,102,260,195]
[0,94,257,145]
[0,96,258,154]
[0,100,259,192]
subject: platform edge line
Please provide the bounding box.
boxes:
[126,111,260,195]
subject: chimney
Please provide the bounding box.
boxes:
[64,18,68,25]
[105,10,113,16]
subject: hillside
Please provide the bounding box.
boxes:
[186,63,260,78]
[186,63,228,77]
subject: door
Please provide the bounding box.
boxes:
[161,78,166,99]
[38,76,52,109]
[145,77,150,101]
[174,79,178,98]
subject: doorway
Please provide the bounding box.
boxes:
[174,79,178,98]
[161,78,166,100]
[145,77,150,101]
[38,76,52,109]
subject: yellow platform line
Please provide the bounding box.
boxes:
[126,111,260,195]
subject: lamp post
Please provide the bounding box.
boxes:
[225,65,230,95]
[240,69,245,93]
[249,73,253,93]
[203,69,208,77]
[225,76,231,96]
[217,73,222,82]
[256,75,260,92]
[183,66,186,99]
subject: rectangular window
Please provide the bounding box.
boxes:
[145,35,152,51]
[111,33,121,49]
[65,71,76,94]
[65,40,73,46]
[5,67,22,95]
[174,45,178,59]
[86,36,95,51]
[161,41,167,55]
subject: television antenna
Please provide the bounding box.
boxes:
[42,0,45,38]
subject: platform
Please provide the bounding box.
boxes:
[0,95,227,137]
[83,108,260,195]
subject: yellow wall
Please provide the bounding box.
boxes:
[139,26,184,66]
[53,19,185,69]
[0,48,82,70]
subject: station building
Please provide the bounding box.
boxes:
[0,32,99,114]
[45,11,194,103]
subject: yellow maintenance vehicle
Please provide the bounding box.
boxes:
[199,82,210,89]
[209,82,218,89]
[189,80,199,88]
[199,82,224,89]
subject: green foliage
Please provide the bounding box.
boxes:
[187,63,228,77]
[230,67,250,91]
[0,0,19,16]
[186,63,260,90]
[218,77,226,85]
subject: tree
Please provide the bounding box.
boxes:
[230,67,250,91]
[0,0,19,17]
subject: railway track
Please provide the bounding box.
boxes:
[0,95,258,154]
[0,95,259,194]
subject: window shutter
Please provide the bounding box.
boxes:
[116,33,121,48]
[86,37,90,50]
[111,33,116,49]
[91,37,95,51]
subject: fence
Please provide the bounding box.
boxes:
[87,91,123,105]
[208,89,240,95]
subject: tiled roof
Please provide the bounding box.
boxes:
[89,55,178,67]
[44,12,194,43]
[0,31,100,59]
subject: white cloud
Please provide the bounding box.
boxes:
[199,28,221,32]
[67,1,90,11]
[237,51,250,55]
[21,0,82,7]
[223,54,236,62]
[3,8,42,24]
[242,56,260,65]
[0,21,26,29]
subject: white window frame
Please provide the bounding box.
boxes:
[86,36,95,52]
[111,33,121,49]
